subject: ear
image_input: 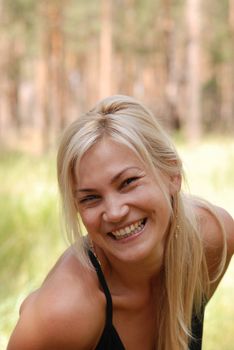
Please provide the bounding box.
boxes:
[169,174,181,195]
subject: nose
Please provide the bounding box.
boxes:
[102,196,129,223]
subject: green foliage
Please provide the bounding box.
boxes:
[5,0,36,19]
[64,0,100,53]
[3,0,37,34]
[0,0,38,60]
[0,0,233,138]
[203,0,232,64]
[114,0,167,54]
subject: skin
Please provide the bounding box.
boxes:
[7,138,234,350]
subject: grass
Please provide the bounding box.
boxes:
[0,137,234,349]
[178,137,234,216]
[177,137,234,350]
[0,151,66,349]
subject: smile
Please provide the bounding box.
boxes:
[109,218,147,240]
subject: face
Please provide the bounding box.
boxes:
[74,137,180,264]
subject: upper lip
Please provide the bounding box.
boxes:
[106,218,146,234]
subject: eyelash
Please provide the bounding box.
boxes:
[121,176,139,188]
[79,195,99,204]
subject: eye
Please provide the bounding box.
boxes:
[79,194,100,204]
[121,177,139,188]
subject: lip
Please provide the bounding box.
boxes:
[108,218,147,243]
[106,218,146,235]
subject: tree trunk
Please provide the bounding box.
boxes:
[7,40,21,131]
[38,0,67,151]
[161,0,181,130]
[39,1,52,151]
[50,0,67,133]
[0,37,21,142]
[185,0,202,142]
[226,0,234,130]
[0,33,10,143]
[217,1,234,132]
[122,0,135,95]
[99,0,113,99]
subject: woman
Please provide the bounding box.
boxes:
[8,95,234,350]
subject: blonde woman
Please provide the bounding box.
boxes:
[8,95,234,350]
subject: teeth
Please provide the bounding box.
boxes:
[111,219,145,240]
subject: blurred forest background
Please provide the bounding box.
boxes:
[0,0,234,150]
[0,0,234,349]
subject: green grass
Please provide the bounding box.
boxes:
[202,261,234,350]
[177,137,234,350]
[178,137,234,216]
[0,151,66,349]
[0,137,234,349]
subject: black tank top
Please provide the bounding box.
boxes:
[88,249,204,350]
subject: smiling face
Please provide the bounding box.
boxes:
[74,137,180,264]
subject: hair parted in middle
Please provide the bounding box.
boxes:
[57,94,226,350]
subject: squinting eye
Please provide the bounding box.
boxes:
[122,177,139,188]
[79,195,99,203]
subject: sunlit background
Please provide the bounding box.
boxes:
[0,0,234,349]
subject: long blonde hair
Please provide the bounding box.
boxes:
[57,95,226,350]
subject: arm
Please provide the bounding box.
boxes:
[7,292,103,350]
[7,253,106,350]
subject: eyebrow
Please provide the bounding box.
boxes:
[75,166,142,194]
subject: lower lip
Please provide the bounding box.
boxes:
[111,221,147,243]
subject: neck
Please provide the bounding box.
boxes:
[97,244,165,294]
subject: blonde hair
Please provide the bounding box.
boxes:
[57,95,226,350]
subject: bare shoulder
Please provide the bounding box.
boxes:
[195,203,234,255]
[216,206,234,255]
[194,202,234,296]
[7,248,106,350]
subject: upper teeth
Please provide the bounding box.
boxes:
[111,219,145,240]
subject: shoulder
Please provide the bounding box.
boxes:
[194,202,234,255]
[7,248,106,350]
[194,201,234,295]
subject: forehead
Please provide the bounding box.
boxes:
[74,138,144,186]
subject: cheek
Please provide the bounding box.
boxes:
[79,209,99,231]
[147,190,172,220]
[140,186,168,207]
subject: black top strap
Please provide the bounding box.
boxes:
[88,249,113,328]
[87,249,126,349]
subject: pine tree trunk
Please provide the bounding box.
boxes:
[39,1,52,151]
[50,0,67,133]
[185,0,202,142]
[39,0,67,150]
[7,41,21,131]
[0,39,21,144]
[162,0,181,130]
[0,33,10,143]
[99,0,113,99]
[122,0,135,96]
[227,0,234,130]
